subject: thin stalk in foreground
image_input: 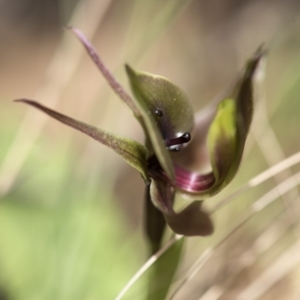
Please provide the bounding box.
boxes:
[235,240,300,300]
[170,170,300,300]
[210,150,300,213]
[115,235,182,300]
[115,150,300,300]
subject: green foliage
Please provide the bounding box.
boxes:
[0,135,144,299]
[146,239,184,300]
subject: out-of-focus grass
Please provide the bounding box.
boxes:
[0,1,195,299]
[0,115,146,299]
[2,0,300,299]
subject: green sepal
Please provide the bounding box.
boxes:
[126,65,194,181]
[15,99,150,182]
[205,48,264,195]
[208,98,238,189]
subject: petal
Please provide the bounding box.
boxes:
[149,179,174,213]
[150,179,213,236]
[164,201,213,236]
[15,99,149,181]
[67,26,140,116]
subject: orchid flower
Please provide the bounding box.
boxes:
[16,27,264,252]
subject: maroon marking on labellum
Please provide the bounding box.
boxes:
[147,155,215,194]
[174,165,215,193]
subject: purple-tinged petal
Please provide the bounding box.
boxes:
[149,179,213,236]
[150,179,174,213]
[67,26,140,116]
[164,201,213,236]
[15,99,149,181]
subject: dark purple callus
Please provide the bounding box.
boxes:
[153,108,191,151]
[154,109,163,117]
[165,132,191,151]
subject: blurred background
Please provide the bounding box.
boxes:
[1,0,300,299]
